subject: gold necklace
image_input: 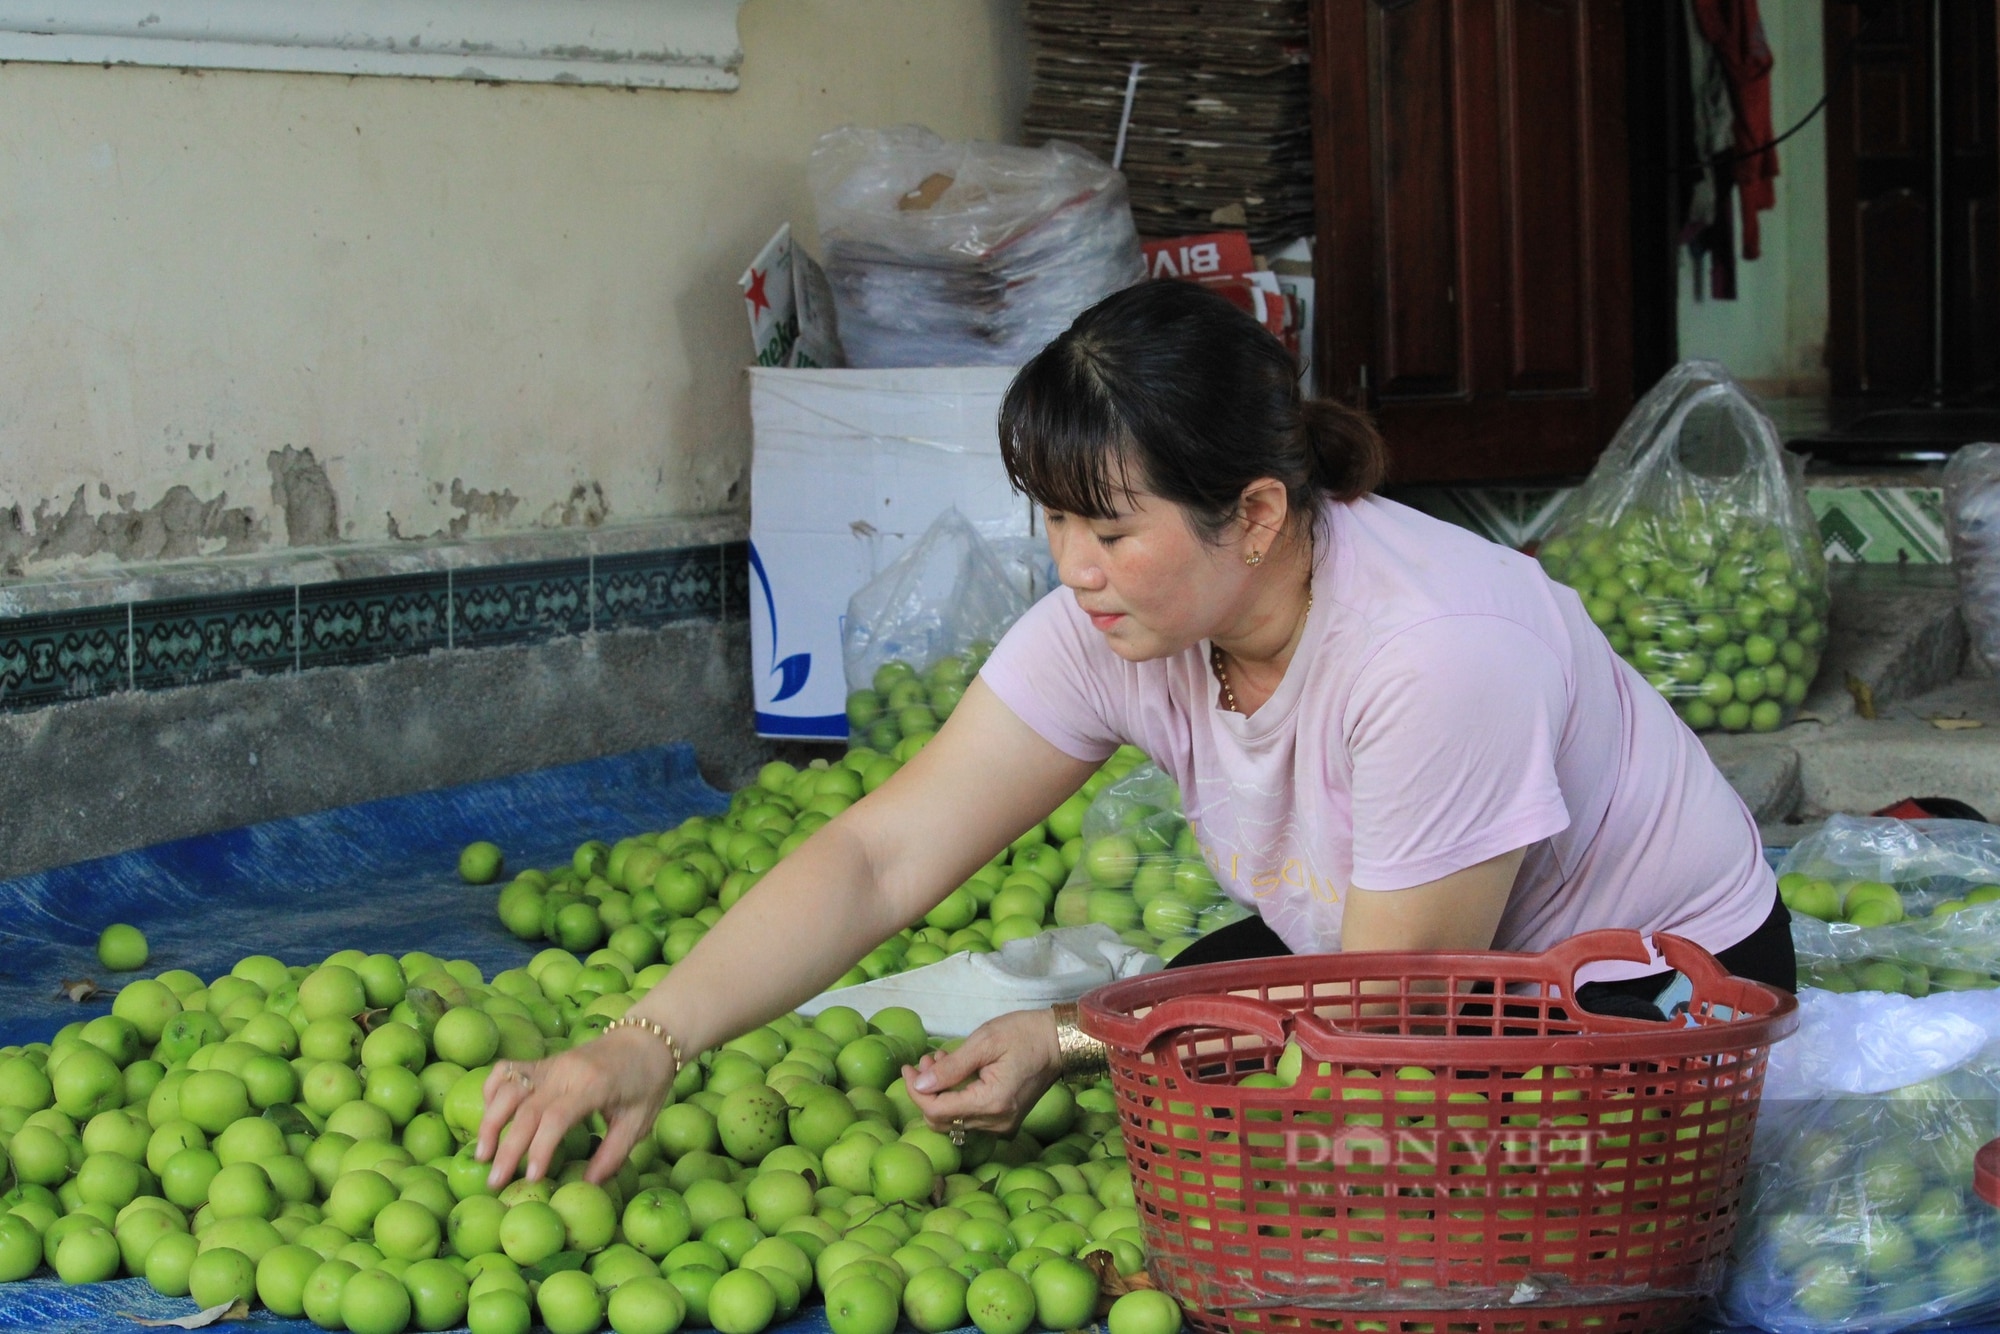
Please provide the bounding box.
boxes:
[1212,583,1313,715]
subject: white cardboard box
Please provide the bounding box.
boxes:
[747,366,1031,739]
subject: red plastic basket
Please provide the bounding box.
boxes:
[1080,931,1800,1334]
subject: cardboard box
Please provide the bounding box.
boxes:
[747,366,1031,739]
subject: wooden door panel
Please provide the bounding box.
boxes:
[1373,2,1464,396]
[1857,191,1932,391]
[1312,0,1632,484]
[1501,0,1592,392]
[1826,0,1997,395]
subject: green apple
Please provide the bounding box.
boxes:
[903,1263,972,1333]
[716,1085,790,1164]
[186,1243,256,1306]
[606,1274,688,1334]
[256,1243,324,1317]
[498,1199,565,1267]
[372,1198,441,1261]
[623,1187,694,1258]
[341,1265,415,1334]
[302,1258,361,1328]
[53,1224,121,1284]
[706,1267,776,1334]
[1108,1289,1184,1334]
[404,1256,471,1331]
[51,1046,123,1119]
[468,1289,533,1334]
[113,980,182,1043]
[97,924,149,972]
[177,1070,250,1133]
[539,1268,608,1334]
[145,1229,201,1296]
[1029,1254,1097,1328]
[550,1180,619,1254]
[966,1265,1036,1334]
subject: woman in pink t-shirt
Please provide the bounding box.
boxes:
[475,281,1789,1187]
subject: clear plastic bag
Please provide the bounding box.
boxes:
[841,509,1031,749]
[1944,442,2000,672]
[1046,754,1250,961]
[809,124,1146,368]
[1777,814,2000,995]
[1723,987,2000,1334]
[1536,361,1831,733]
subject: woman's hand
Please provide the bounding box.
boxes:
[902,1008,1064,1136]
[475,1028,678,1188]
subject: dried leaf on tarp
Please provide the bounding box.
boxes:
[54,978,112,1003]
[1082,1245,1155,1317]
[1847,673,1878,720]
[124,1299,250,1327]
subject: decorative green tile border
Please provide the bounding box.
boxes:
[0,540,749,713]
[1391,485,1948,565]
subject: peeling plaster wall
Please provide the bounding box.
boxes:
[0,0,1031,574]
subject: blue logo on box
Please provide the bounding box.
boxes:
[749,543,848,738]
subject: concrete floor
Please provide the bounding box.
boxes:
[1703,563,1997,849]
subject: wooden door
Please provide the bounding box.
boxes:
[1310,0,1637,484]
[1824,0,1999,396]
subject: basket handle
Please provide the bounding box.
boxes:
[1089,992,1292,1054]
[1651,931,1743,999]
[1533,928,1661,988]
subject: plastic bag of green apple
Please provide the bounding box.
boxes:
[1722,989,2000,1334]
[1048,758,1250,962]
[1778,815,2000,996]
[1536,360,1829,734]
[842,508,1032,749]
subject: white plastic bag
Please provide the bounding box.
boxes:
[842,506,1031,699]
[1944,443,2000,672]
[1047,757,1250,961]
[809,124,1146,368]
[1777,815,2000,995]
[794,924,1160,1037]
[1536,361,1830,733]
[1724,987,2000,1334]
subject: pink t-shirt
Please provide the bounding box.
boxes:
[981,496,1773,984]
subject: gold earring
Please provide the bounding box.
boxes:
[1244,550,1263,567]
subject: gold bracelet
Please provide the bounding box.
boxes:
[601,1015,684,1074]
[1051,1002,1110,1084]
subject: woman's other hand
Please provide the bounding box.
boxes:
[475,1027,678,1188]
[902,1008,1064,1136]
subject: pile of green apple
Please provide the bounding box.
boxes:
[490,740,1210,987]
[1782,873,2000,995]
[1047,761,1248,964]
[844,651,989,756]
[0,933,1189,1334]
[1801,956,2000,996]
[1537,504,1828,733]
[1728,1073,2000,1327]
[1781,872,2000,928]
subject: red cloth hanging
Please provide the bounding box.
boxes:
[1691,0,1780,260]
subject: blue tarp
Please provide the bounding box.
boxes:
[0,752,1838,1334]
[0,745,731,1048]
[0,744,793,1332]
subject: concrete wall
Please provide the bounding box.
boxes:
[1676,0,1830,393]
[0,0,1030,572]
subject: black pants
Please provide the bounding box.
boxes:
[1166,892,1796,1019]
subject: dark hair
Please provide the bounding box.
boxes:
[998,280,1386,541]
